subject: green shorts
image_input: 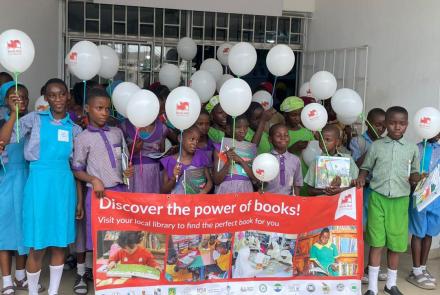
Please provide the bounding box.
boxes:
[366,191,409,252]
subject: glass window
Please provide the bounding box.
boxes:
[139,45,152,71]
[164,46,178,62]
[291,18,301,34]
[254,16,265,43]
[203,46,215,60]
[204,12,214,40]
[180,11,187,38]
[229,14,241,41]
[243,31,252,42]
[114,5,126,21]
[68,1,84,32]
[100,5,112,34]
[243,15,253,30]
[165,26,179,38]
[86,3,99,19]
[154,46,162,70]
[216,29,226,41]
[193,11,203,26]
[140,24,154,37]
[193,27,203,40]
[86,20,99,34]
[140,7,154,23]
[266,16,276,31]
[127,7,138,36]
[114,23,125,35]
[155,8,163,38]
[277,17,289,44]
[216,13,227,28]
[165,9,179,25]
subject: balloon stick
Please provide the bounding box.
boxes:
[129,128,139,164]
[421,139,427,174]
[14,72,20,143]
[230,116,236,178]
[82,80,87,114]
[318,130,330,156]
[177,129,184,183]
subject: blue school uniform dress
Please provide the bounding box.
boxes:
[0,113,28,255]
[12,110,82,249]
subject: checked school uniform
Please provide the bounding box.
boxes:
[10,110,82,249]
[72,125,127,250]
[409,141,440,238]
[361,136,419,252]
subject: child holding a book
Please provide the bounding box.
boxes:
[407,132,440,290]
[265,123,303,195]
[213,115,258,194]
[354,106,420,295]
[304,124,358,196]
[160,125,213,194]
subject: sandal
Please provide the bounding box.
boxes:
[1,286,15,295]
[14,278,46,293]
[406,271,436,290]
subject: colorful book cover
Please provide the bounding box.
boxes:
[217,137,257,177]
[414,164,440,212]
[183,168,207,194]
[107,264,160,280]
[315,156,351,189]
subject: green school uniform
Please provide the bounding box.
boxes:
[309,242,339,276]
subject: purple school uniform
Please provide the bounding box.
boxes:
[265,150,303,195]
[72,125,126,250]
[120,119,167,193]
[213,143,254,194]
[197,138,215,167]
[160,149,210,194]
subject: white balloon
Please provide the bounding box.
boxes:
[413,107,440,139]
[252,153,280,182]
[127,90,160,128]
[67,41,101,80]
[112,82,140,117]
[216,73,233,93]
[301,140,322,167]
[338,115,358,125]
[301,103,328,131]
[217,43,232,66]
[165,86,201,130]
[98,45,119,79]
[252,90,273,110]
[34,95,49,112]
[0,29,35,73]
[219,78,252,117]
[309,71,337,100]
[200,58,223,81]
[189,70,216,103]
[228,42,257,77]
[331,88,363,118]
[299,81,312,97]
[177,37,197,60]
[266,44,295,77]
[159,63,181,90]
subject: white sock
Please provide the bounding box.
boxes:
[420,265,426,271]
[413,266,423,276]
[85,252,93,269]
[26,270,41,295]
[77,263,86,276]
[48,264,64,295]
[368,265,379,294]
[386,268,397,289]
[15,269,26,281]
[2,275,13,287]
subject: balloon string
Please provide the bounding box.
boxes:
[421,139,427,174]
[14,72,20,143]
[271,76,278,100]
[318,131,330,156]
[0,155,6,174]
[261,181,264,194]
[361,113,380,139]
[230,116,236,178]
[82,80,87,114]
[130,128,139,164]
[177,129,183,184]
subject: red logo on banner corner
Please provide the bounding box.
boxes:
[7,39,21,55]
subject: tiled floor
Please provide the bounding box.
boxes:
[1,251,439,294]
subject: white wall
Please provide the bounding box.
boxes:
[283,0,315,12]
[308,0,440,249]
[0,0,61,102]
[308,0,440,141]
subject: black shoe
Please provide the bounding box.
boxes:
[363,291,376,295]
[84,268,94,282]
[73,274,88,294]
[384,286,403,295]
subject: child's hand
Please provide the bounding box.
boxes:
[330,176,341,187]
[0,141,4,153]
[262,108,277,122]
[134,138,143,152]
[76,203,84,220]
[6,93,21,111]
[91,177,106,198]
[173,162,182,180]
[352,176,365,188]
[107,261,116,270]
[289,140,308,152]
[123,165,134,178]
[225,149,243,164]
[324,186,342,196]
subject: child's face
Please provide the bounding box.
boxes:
[182,129,200,154]
[249,108,263,130]
[45,83,69,114]
[216,245,227,254]
[196,114,210,136]
[6,88,29,115]
[369,113,386,137]
[86,96,111,127]
[319,232,330,244]
[226,118,248,141]
[269,126,290,151]
[211,105,227,127]
[385,112,408,140]
[284,109,302,127]
[319,130,340,154]
[123,244,138,254]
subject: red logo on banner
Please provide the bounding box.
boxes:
[7,39,21,55]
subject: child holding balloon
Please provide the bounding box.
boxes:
[0,78,83,295]
[245,102,276,154]
[71,88,133,294]
[213,115,258,193]
[195,109,215,166]
[160,125,213,194]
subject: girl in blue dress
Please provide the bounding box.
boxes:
[0,78,83,295]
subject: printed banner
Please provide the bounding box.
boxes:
[92,188,363,295]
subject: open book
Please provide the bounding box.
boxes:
[106,263,160,280]
[183,168,207,194]
[217,137,256,177]
[315,156,351,189]
[413,164,440,212]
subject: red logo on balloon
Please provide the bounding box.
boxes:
[7,39,22,55]
[176,101,189,116]
[308,109,318,118]
[69,52,78,63]
[261,101,269,108]
[256,169,265,176]
[420,117,431,126]
[223,47,230,54]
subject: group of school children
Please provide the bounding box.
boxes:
[0,71,439,295]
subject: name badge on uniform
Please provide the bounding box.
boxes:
[58,129,69,142]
